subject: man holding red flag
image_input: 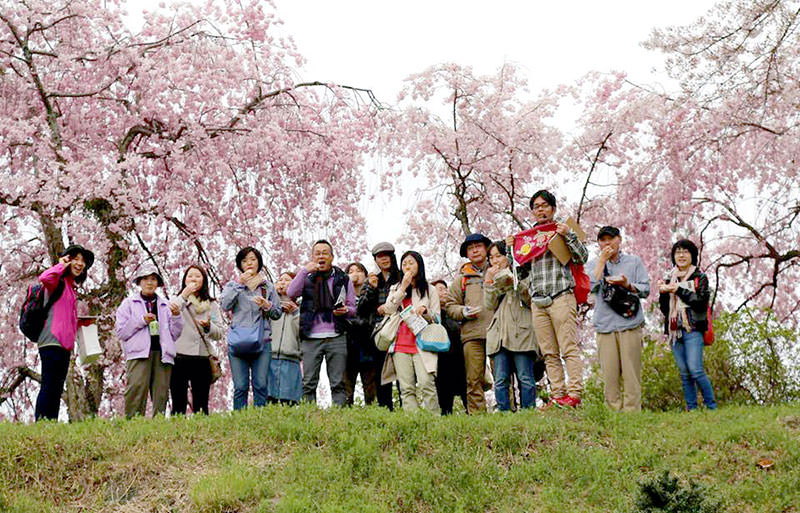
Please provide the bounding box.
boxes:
[508,190,588,408]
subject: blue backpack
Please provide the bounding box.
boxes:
[19,280,65,342]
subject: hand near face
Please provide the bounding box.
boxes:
[59,255,72,266]
[600,246,615,261]
[305,261,320,273]
[368,273,379,288]
[238,269,256,284]
[485,265,498,282]
[401,271,414,290]
[441,290,456,305]
[180,281,201,299]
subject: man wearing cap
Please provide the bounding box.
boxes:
[116,265,184,418]
[519,189,588,409]
[357,241,402,409]
[445,233,493,414]
[588,226,650,411]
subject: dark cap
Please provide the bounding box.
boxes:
[597,226,621,240]
[371,242,395,256]
[60,244,95,270]
[459,233,491,258]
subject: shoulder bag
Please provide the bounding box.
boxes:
[600,264,640,319]
[186,304,223,383]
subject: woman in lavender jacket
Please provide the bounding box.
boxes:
[116,265,183,418]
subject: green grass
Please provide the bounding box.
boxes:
[1,403,798,512]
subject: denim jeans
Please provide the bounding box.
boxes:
[492,348,537,411]
[229,343,271,410]
[672,330,716,410]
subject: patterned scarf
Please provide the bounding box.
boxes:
[187,294,211,315]
[667,265,696,343]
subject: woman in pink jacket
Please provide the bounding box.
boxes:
[35,244,94,421]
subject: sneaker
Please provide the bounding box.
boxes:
[538,396,566,411]
[556,396,581,408]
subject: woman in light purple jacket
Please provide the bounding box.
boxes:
[115,265,183,418]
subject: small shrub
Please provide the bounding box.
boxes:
[636,470,720,513]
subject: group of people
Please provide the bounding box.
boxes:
[29,188,717,421]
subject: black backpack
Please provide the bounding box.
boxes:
[19,280,65,342]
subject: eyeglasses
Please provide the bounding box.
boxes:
[532,202,551,210]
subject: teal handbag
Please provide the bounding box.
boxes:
[416,323,450,353]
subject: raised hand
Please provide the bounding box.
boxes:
[238,269,256,284]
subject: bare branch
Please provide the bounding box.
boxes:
[577,131,613,224]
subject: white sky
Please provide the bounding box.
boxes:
[133,0,719,267]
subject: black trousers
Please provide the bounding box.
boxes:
[437,347,468,415]
[170,355,212,415]
[35,346,71,421]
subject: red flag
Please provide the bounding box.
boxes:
[512,222,558,265]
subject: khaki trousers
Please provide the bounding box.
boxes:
[532,293,583,398]
[393,352,439,413]
[125,351,172,418]
[463,340,487,413]
[597,327,643,411]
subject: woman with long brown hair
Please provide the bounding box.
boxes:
[170,264,224,414]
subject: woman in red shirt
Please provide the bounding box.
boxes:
[381,251,441,412]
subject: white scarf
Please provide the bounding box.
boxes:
[667,265,695,342]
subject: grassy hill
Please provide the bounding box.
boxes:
[1,403,798,512]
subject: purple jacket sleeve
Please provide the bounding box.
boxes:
[286,267,308,300]
[39,263,67,293]
[168,307,184,341]
[115,298,145,342]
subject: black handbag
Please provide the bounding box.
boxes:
[601,265,640,319]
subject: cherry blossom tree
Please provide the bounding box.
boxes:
[381,63,562,274]
[568,0,799,326]
[0,0,380,420]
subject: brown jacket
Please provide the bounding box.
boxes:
[445,262,493,343]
